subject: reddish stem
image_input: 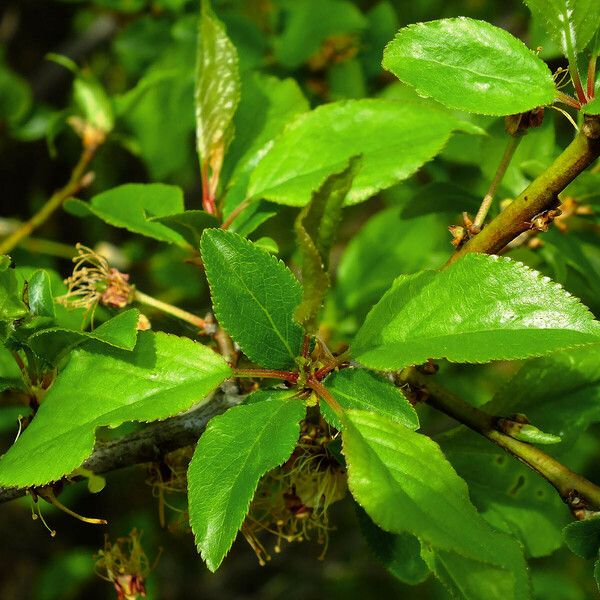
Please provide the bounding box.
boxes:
[556,91,581,110]
[233,368,298,384]
[221,198,250,230]
[201,163,217,216]
[588,55,597,100]
[307,378,343,416]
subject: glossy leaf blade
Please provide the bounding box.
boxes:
[383,17,556,115]
[249,98,475,206]
[195,0,240,177]
[523,0,600,58]
[343,410,529,597]
[201,229,304,369]
[188,395,305,571]
[0,332,231,487]
[322,368,418,431]
[351,254,600,371]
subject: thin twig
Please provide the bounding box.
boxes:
[448,122,600,264]
[133,289,206,331]
[0,385,243,504]
[401,369,600,513]
[472,134,522,231]
[0,142,100,255]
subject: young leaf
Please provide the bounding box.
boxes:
[343,410,530,597]
[188,395,305,571]
[0,331,231,487]
[351,254,600,371]
[248,99,477,206]
[195,0,240,187]
[295,157,360,328]
[322,368,419,431]
[0,256,28,322]
[201,229,304,370]
[382,17,556,115]
[356,506,430,585]
[522,0,600,60]
[74,184,188,246]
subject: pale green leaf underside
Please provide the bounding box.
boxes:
[343,410,529,598]
[188,395,304,571]
[201,229,304,370]
[0,331,231,487]
[351,254,600,371]
[322,368,419,431]
[523,0,600,58]
[248,98,475,206]
[383,17,556,115]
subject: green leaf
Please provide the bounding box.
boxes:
[248,98,476,206]
[322,368,419,431]
[295,157,360,328]
[26,270,55,319]
[440,428,569,558]
[150,210,219,248]
[486,344,600,450]
[27,309,140,365]
[351,254,600,371]
[195,0,240,180]
[382,18,556,115]
[421,543,530,600]
[583,98,600,115]
[563,515,600,559]
[78,184,188,245]
[201,229,304,370]
[0,256,28,322]
[188,394,305,571]
[522,0,600,59]
[222,73,309,216]
[0,331,231,487]
[356,506,430,585]
[343,410,529,597]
